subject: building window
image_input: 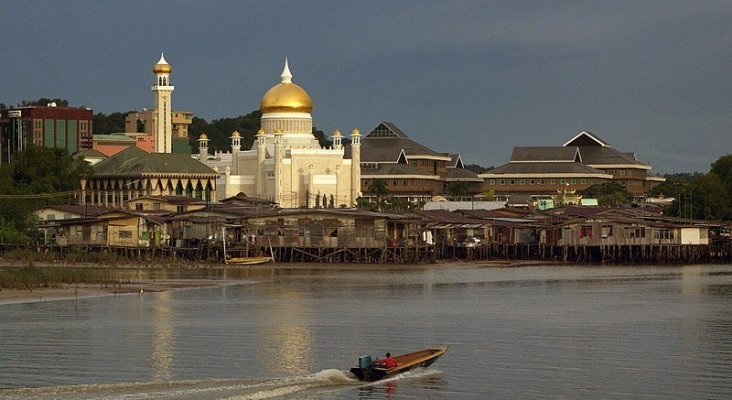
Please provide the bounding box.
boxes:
[509,179,515,185]
[519,179,525,185]
[549,179,556,185]
[559,179,566,184]
[580,225,593,239]
[529,179,535,185]
[601,225,613,238]
[489,179,496,185]
[620,170,626,176]
[135,203,143,211]
[499,179,505,185]
[580,178,587,184]
[539,179,545,185]
[570,179,576,185]
[626,227,646,239]
[654,229,674,240]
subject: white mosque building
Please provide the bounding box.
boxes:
[198,60,362,208]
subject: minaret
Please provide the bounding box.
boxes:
[350,128,361,206]
[256,129,266,196]
[152,53,174,153]
[231,130,241,153]
[197,133,209,160]
[273,129,284,205]
[332,129,342,150]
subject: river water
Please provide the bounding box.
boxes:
[1,263,732,399]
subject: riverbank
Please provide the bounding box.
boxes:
[0,258,548,305]
[0,279,230,305]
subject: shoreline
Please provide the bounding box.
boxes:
[1,258,703,305]
[0,279,233,305]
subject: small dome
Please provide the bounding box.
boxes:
[260,59,312,114]
[231,130,241,138]
[153,53,172,74]
[198,133,208,140]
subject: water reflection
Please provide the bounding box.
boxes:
[259,291,313,374]
[150,291,174,381]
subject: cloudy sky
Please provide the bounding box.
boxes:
[2,1,730,174]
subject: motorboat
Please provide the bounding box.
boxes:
[349,345,448,381]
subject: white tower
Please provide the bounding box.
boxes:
[197,133,209,160]
[152,53,174,153]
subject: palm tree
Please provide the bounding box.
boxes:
[368,179,389,211]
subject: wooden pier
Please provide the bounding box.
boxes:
[3,239,730,265]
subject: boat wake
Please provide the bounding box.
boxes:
[0,368,445,399]
[0,369,360,400]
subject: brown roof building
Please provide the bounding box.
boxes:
[480,130,665,198]
[355,122,482,202]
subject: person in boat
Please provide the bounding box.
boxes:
[376,352,397,368]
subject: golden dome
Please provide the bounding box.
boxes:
[231,130,241,138]
[260,59,313,114]
[153,53,172,74]
[198,133,208,140]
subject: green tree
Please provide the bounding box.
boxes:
[366,179,389,211]
[669,172,731,220]
[18,98,70,107]
[93,112,128,134]
[0,146,91,243]
[648,174,694,198]
[580,182,632,207]
[464,164,492,174]
[313,127,332,148]
[188,111,262,153]
[446,181,469,198]
[711,154,732,198]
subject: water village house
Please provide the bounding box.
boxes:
[549,207,711,247]
[35,206,165,247]
[125,195,207,213]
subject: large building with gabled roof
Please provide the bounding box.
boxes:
[355,121,482,203]
[480,130,665,199]
[81,146,218,207]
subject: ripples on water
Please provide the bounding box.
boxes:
[1,264,732,399]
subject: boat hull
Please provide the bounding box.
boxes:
[225,256,272,265]
[350,345,448,382]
